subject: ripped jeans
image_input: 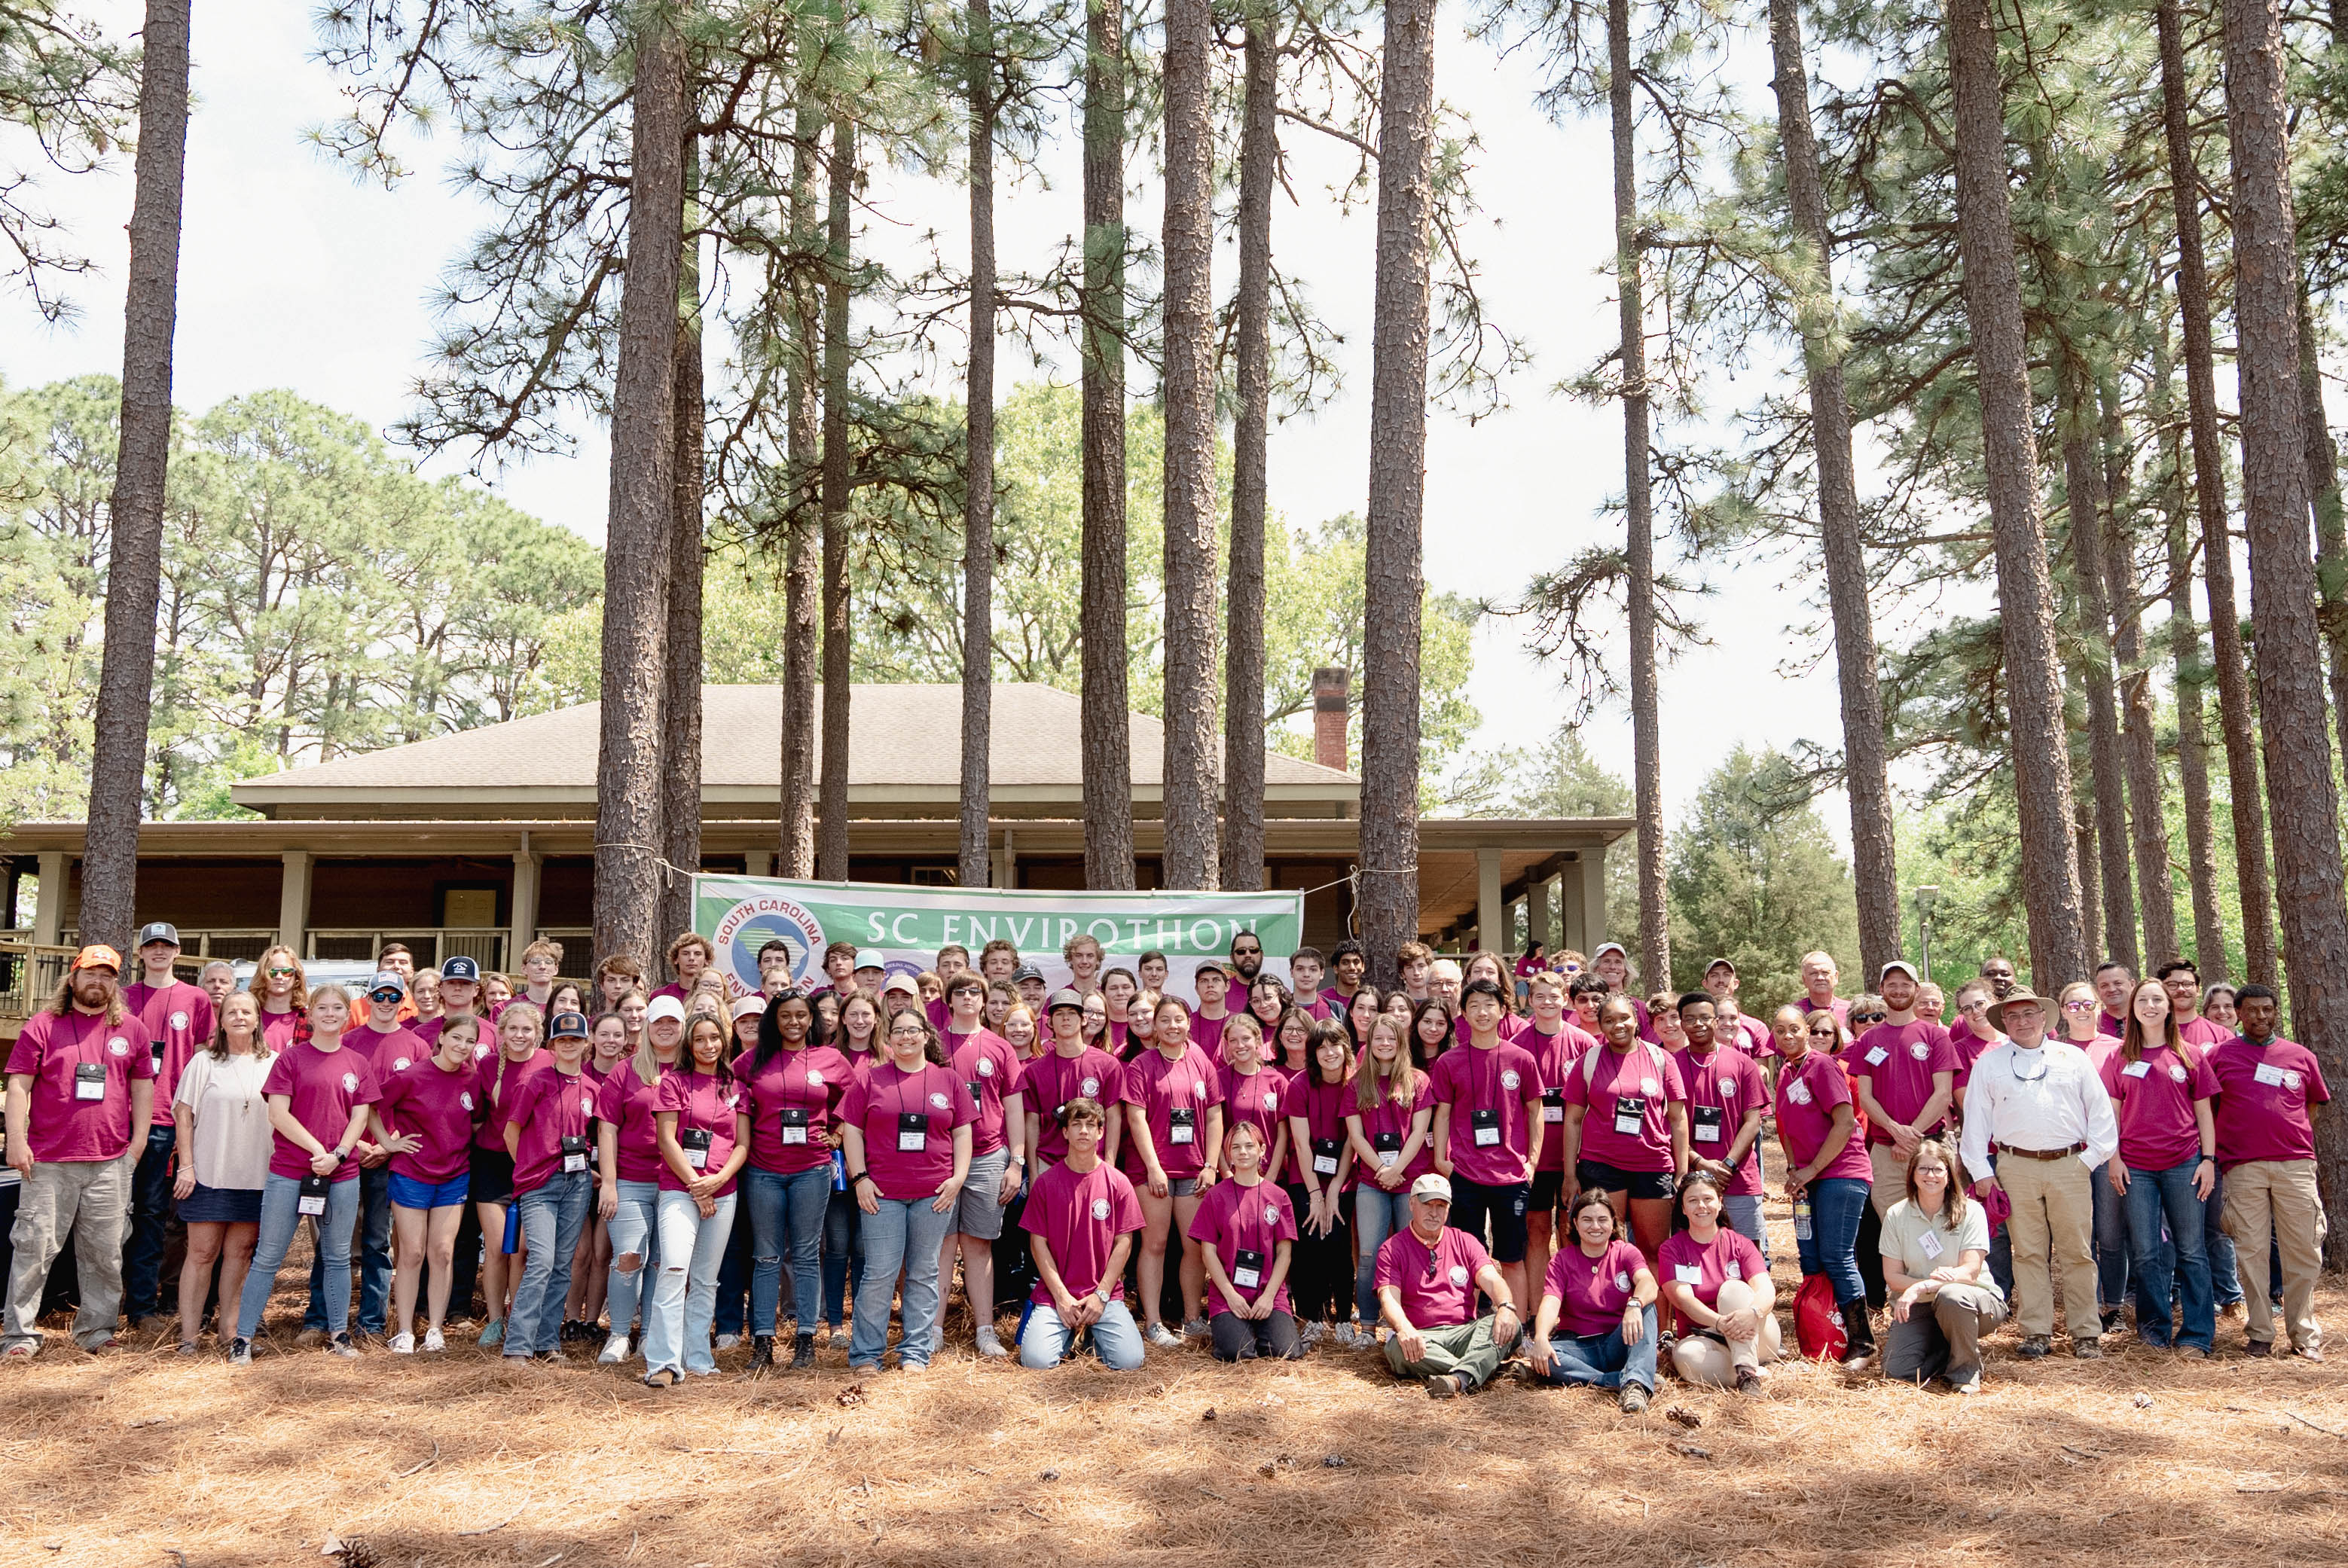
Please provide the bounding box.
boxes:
[642,1188,737,1377]
[603,1179,662,1338]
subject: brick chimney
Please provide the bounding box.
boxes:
[1312,667,1350,771]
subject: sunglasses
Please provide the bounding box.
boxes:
[1806,1026,1836,1037]
[266,967,298,978]
[1232,947,1262,957]
[1852,1011,1885,1023]
[2063,999,2093,1011]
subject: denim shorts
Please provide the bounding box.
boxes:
[388,1171,472,1210]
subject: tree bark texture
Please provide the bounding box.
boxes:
[2056,377,2137,972]
[2099,384,2177,968]
[1220,6,1277,895]
[594,18,685,967]
[1612,0,1669,987]
[1079,0,1135,889]
[778,105,820,878]
[1944,0,2087,987]
[2164,449,2228,979]
[2158,0,2273,981]
[817,115,854,882]
[2073,790,2103,966]
[2295,280,2348,779]
[1358,0,1435,984]
[660,131,706,947]
[1764,0,1898,979]
[960,0,997,891]
[82,0,191,953]
[2224,0,2348,1258]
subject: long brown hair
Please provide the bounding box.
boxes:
[1904,1137,1971,1230]
[252,944,310,1012]
[2118,978,2172,1065]
[1354,1015,1421,1112]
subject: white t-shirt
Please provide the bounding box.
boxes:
[173,1049,277,1192]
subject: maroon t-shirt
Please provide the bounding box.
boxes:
[1519,1023,1592,1173]
[473,1048,551,1154]
[1657,1225,1767,1313]
[596,1061,673,1184]
[1024,1047,1127,1164]
[1852,1020,1959,1141]
[6,1009,156,1164]
[1187,1176,1298,1316]
[655,1066,746,1196]
[351,1021,430,1084]
[1429,1038,1543,1185]
[1284,1073,1356,1188]
[1188,1011,1229,1059]
[1673,1043,1769,1197]
[1022,1158,1145,1305]
[1217,1063,1287,1170]
[258,1006,305,1055]
[261,1040,379,1183]
[375,1057,476,1184]
[507,1065,597,1195]
[1774,1049,1872,1182]
[1374,1224,1493,1329]
[1121,1045,1223,1181]
[1543,1237,1650,1338]
[2206,1035,2332,1168]
[1561,1042,1685,1174]
[947,1028,1024,1158]
[839,1060,978,1201]
[125,980,212,1129]
[1350,1073,1435,1182]
[734,1045,856,1176]
[2101,1043,2218,1172]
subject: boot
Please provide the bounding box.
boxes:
[745,1335,774,1373]
[1839,1300,1876,1368]
[792,1332,817,1370]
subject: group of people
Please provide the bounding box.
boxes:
[1,922,2329,1408]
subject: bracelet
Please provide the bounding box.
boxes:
[850,1171,873,1185]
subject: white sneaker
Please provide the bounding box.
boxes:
[1145,1322,1183,1350]
[599,1332,630,1365]
[1301,1320,1327,1347]
[932,1321,945,1355]
[387,1332,415,1355]
[421,1329,445,1353]
[1181,1317,1210,1341]
[714,1333,740,1350]
[975,1325,1007,1359]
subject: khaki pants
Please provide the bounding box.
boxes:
[1382,1316,1522,1390]
[2221,1159,2326,1353]
[1869,1142,1908,1219]
[1882,1281,2005,1386]
[2000,1153,2096,1341]
[1670,1279,1783,1385]
[3,1158,130,1351]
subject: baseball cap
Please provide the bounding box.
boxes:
[881,972,921,996]
[549,1011,590,1039]
[1409,1173,1453,1202]
[1192,958,1230,979]
[1703,956,1736,975]
[731,996,767,1022]
[441,955,481,983]
[368,970,410,998]
[1592,941,1628,962]
[71,944,123,974]
[646,995,688,1024]
[1880,960,1919,983]
[1046,987,1085,1014]
[1012,963,1045,984]
[136,922,181,949]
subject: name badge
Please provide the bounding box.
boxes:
[1674,1262,1703,1284]
[560,1134,588,1174]
[1311,1136,1343,1176]
[966,1079,984,1106]
[2254,1061,2289,1088]
[2122,1061,2151,1079]
[1470,1107,1501,1147]
[1233,1247,1266,1291]
[1612,1094,1647,1138]
[897,1111,930,1153]
[1374,1130,1400,1167]
[1168,1106,1196,1145]
[73,1061,107,1102]
[1691,1103,1724,1144]
[1864,1046,1890,1066]
[780,1106,811,1145]
[680,1127,714,1170]
[298,1173,331,1216]
[1918,1229,1944,1260]
[1541,1088,1565,1124]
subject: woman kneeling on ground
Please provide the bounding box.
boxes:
[1190,1119,1302,1361]
[1528,1187,1659,1411]
[1657,1170,1780,1394]
[1880,1137,2004,1392]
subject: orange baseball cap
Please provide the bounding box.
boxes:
[71,944,124,973]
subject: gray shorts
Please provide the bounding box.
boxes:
[954,1148,1011,1239]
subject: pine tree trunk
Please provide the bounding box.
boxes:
[660,130,706,946]
[2296,279,2348,776]
[2164,437,2228,978]
[594,18,685,966]
[2073,791,2103,964]
[1159,0,1219,891]
[817,116,855,882]
[1359,0,1435,984]
[2060,374,2138,973]
[778,105,820,879]
[2100,384,2177,966]
[1611,0,1669,987]
[1220,6,1276,895]
[960,0,997,891]
[2224,0,2348,1255]
[1765,0,1898,978]
[82,0,190,953]
[1079,0,1135,889]
[1945,0,2087,986]
[2159,0,2273,981]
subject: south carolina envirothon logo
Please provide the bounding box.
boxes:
[711,895,827,999]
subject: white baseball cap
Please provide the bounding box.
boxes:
[646,995,688,1024]
[1410,1173,1453,1202]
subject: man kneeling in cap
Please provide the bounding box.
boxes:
[1372,1173,1524,1396]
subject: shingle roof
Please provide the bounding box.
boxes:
[234,684,1356,800]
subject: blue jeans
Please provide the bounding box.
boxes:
[2089,1161,2130,1313]
[307,1163,392,1335]
[1722,1194,1767,1261]
[1354,1185,1410,1325]
[237,1173,360,1341]
[823,1188,865,1329]
[506,1172,592,1358]
[1017,1298,1147,1369]
[1534,1305,1659,1391]
[851,1195,956,1369]
[2203,1170,2243,1307]
[1797,1176,1870,1307]
[2124,1158,2214,1350]
[743,1165,829,1338]
[122,1124,179,1319]
[603,1179,661,1336]
[713,1198,754,1338]
[644,1188,736,1376]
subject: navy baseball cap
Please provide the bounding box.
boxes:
[441,956,481,983]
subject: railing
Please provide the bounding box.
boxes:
[305,928,508,972]
[0,937,75,1023]
[60,927,281,963]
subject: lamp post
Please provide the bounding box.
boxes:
[1915,883,1940,984]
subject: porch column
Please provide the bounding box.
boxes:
[32,851,66,946]
[1476,847,1503,955]
[279,851,313,954]
[1580,846,1607,953]
[1528,877,1552,956]
[511,847,542,965]
[743,850,774,877]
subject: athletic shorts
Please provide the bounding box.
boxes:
[388,1171,472,1210]
[1528,1168,1569,1214]
[1447,1176,1530,1264]
[1575,1158,1677,1202]
[468,1145,517,1205]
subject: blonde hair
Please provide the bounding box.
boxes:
[252,945,310,1012]
[1355,1014,1421,1112]
[208,991,273,1063]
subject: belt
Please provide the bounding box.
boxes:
[1995,1142,2086,1161]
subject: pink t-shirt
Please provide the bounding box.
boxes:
[411,1012,488,1054]
[2206,1036,2332,1168]
[1298,996,1333,1023]
[1673,1044,1768,1197]
[1773,1049,1873,1182]
[1561,1042,1685,1175]
[1429,1038,1544,1185]
[507,1065,597,1195]
[2100,1043,2218,1172]
[2175,1015,2230,1049]
[375,1057,477,1183]
[1351,1072,1434,1181]
[258,1006,305,1054]
[1284,1072,1355,1188]
[1657,1225,1766,1313]
[1543,1237,1650,1338]
[1453,1011,1530,1049]
[597,1062,674,1184]
[1188,1176,1297,1316]
[1021,1158,1145,1304]
[1518,1023,1592,1173]
[946,1028,1024,1158]
[1852,1020,1959,1141]
[5,1009,156,1164]
[261,1040,379,1184]
[125,980,212,1129]
[655,1066,746,1196]
[1023,1047,1126,1164]
[473,1048,552,1153]
[1188,1011,1229,1059]
[840,1060,977,1201]
[1373,1223,1493,1329]
[350,1022,429,1084]
[1121,1045,1223,1181]
[734,1045,857,1176]
[1217,1063,1287,1169]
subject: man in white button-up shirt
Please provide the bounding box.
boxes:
[1960,987,2118,1360]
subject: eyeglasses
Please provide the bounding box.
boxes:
[1807,1026,1836,1037]
[2062,999,2093,1011]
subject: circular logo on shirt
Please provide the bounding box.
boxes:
[1725,1261,1743,1280]
[107,1036,128,1057]
[340,1072,359,1094]
[1193,1080,1211,1099]
[1081,1076,1101,1097]
[1500,1069,1521,1091]
[1718,1076,1736,1097]
[1091,1197,1111,1221]
[929,1091,951,1110]
[459,1091,475,1112]
[1787,1081,1814,1106]
[808,1069,825,1087]
[169,1011,189,1032]
[1263,1091,1278,1112]
[393,1057,412,1072]
[725,1089,741,1109]
[581,1095,594,1115]
[2169,1063,2188,1082]
[1614,1271,1632,1292]
[475,1044,492,1060]
[1640,1078,1661,1097]
[1446,1264,1470,1286]
[2282,1069,2304,1093]
[977,1057,996,1078]
[1911,1042,1932,1060]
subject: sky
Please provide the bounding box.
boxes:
[0,5,1893,837]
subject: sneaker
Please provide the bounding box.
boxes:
[975,1325,1007,1359]
[1181,1317,1210,1341]
[176,1341,202,1357]
[2100,1308,2126,1336]
[1619,1383,1650,1414]
[295,1327,328,1349]
[1300,1320,1327,1347]
[1733,1365,1765,1397]
[792,1333,817,1370]
[932,1321,945,1355]
[714,1333,740,1350]
[229,1338,252,1367]
[478,1319,505,1349]
[328,1332,359,1359]
[388,1333,416,1356]
[1955,1377,1983,1395]
[2017,1335,2050,1359]
[1145,1322,1183,1350]
[599,1333,631,1365]
[422,1329,446,1353]
[1424,1373,1464,1399]
[2295,1344,2326,1363]
[2072,1338,2103,1360]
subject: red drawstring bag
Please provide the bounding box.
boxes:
[1794,1271,1849,1361]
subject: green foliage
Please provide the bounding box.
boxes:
[1449,729,1636,940]
[1663,746,1858,1004]
[0,1,135,322]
